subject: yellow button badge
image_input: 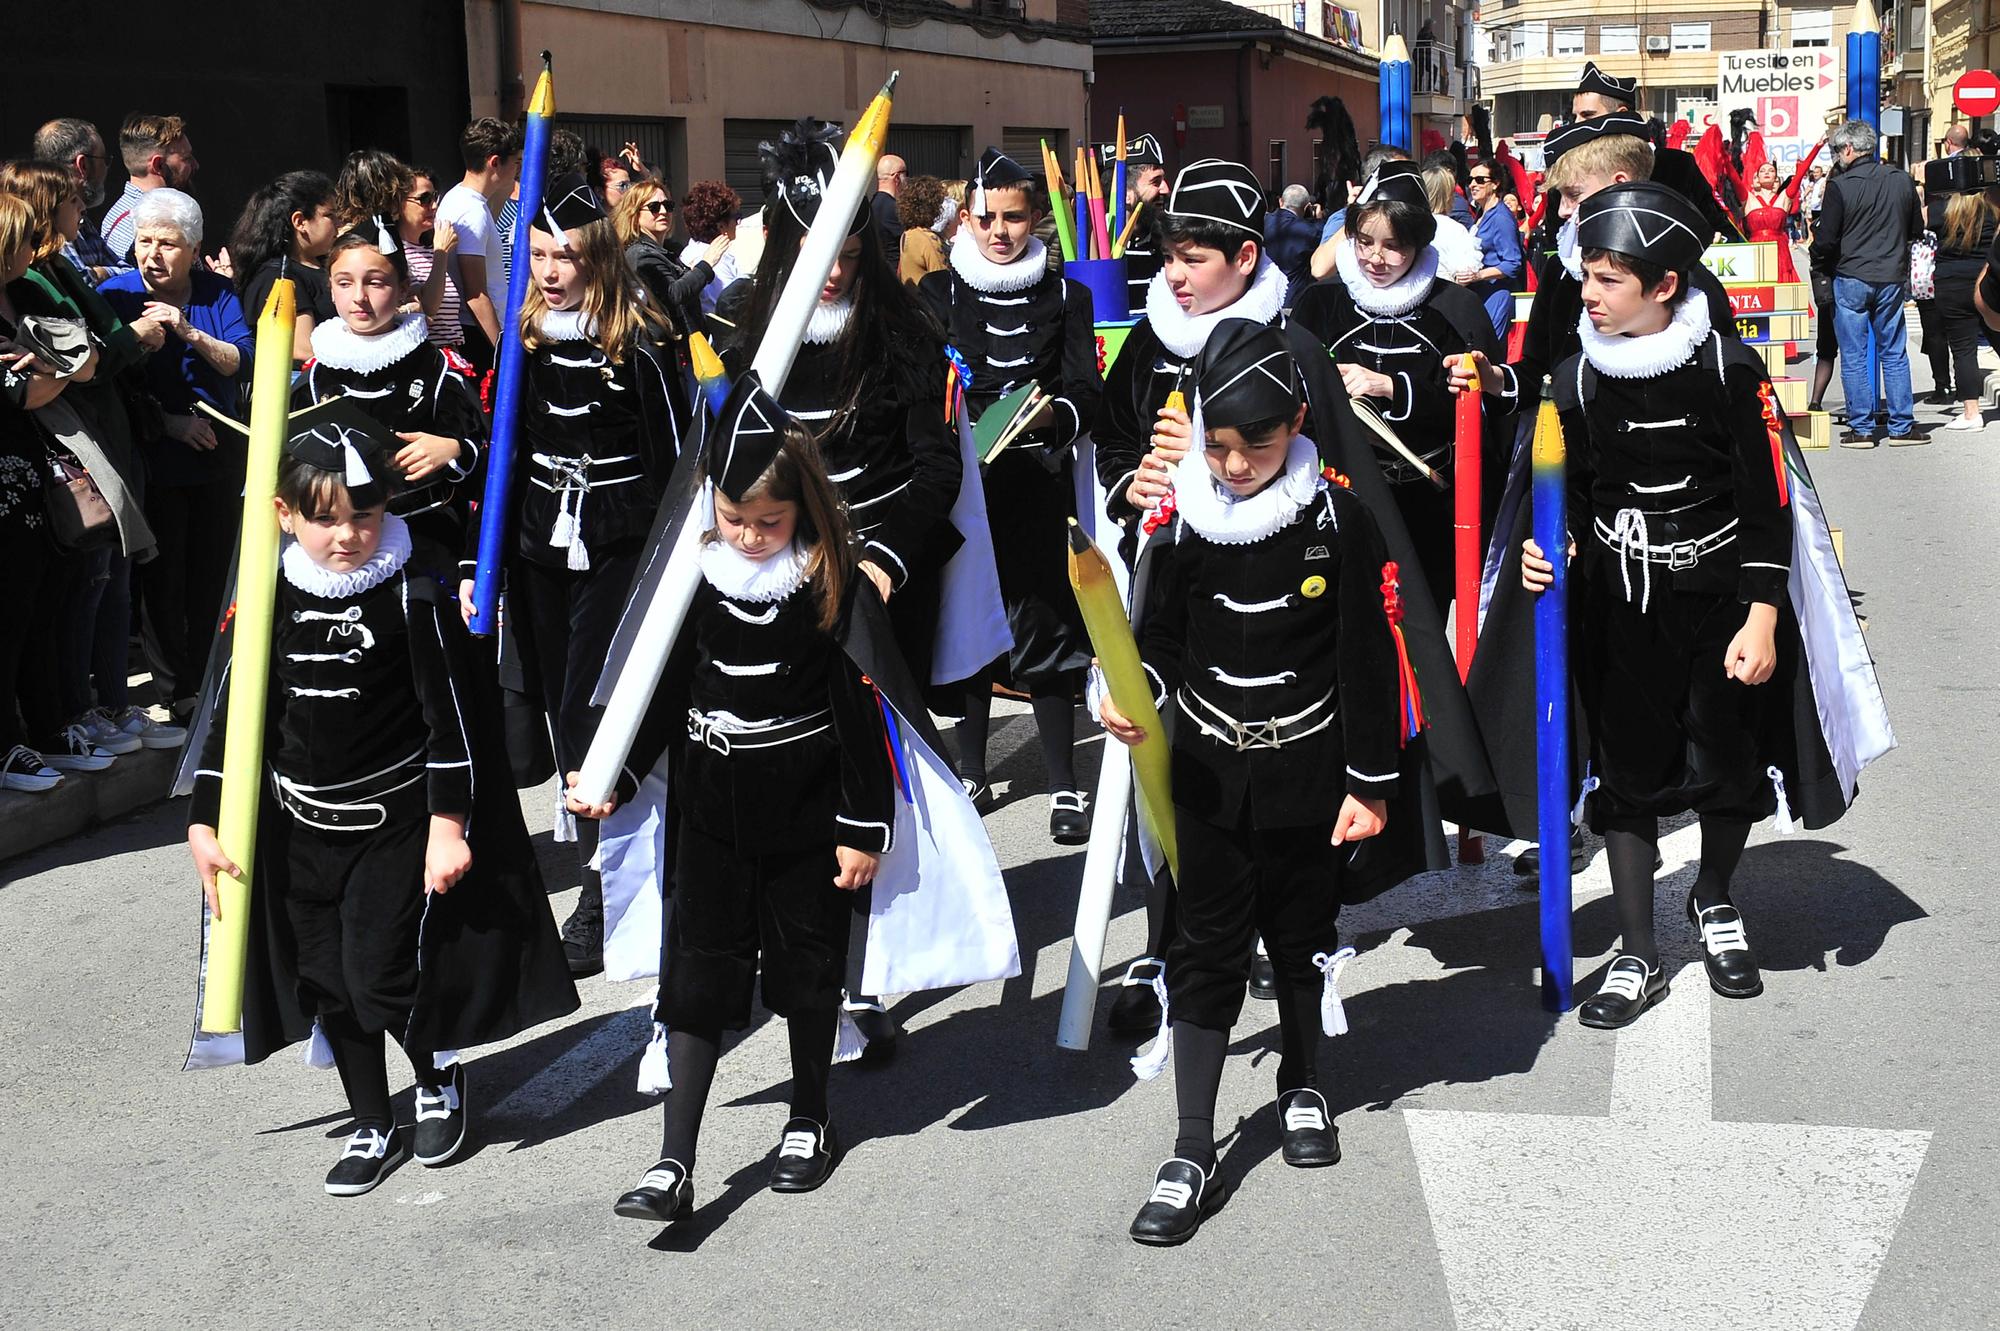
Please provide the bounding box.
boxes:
[1300,575,1327,599]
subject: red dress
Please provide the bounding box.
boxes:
[1742,143,1822,285]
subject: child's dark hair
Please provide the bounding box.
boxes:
[327,224,411,286]
[1155,209,1263,265]
[228,170,335,296]
[276,452,387,522]
[1345,197,1438,251]
[1580,247,1692,306]
[703,425,856,634]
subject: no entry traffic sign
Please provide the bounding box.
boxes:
[1955,70,2000,118]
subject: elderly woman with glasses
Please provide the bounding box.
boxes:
[97,187,253,718]
[614,178,727,341]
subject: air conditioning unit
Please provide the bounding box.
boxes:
[1645,34,1671,51]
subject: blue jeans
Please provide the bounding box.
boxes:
[1832,276,1915,436]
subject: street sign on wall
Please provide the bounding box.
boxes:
[1715,49,1842,166]
[1954,70,2000,118]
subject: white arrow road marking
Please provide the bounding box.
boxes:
[1405,967,1932,1330]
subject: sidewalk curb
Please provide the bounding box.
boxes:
[0,748,180,865]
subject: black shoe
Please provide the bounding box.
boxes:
[1247,951,1278,1001]
[1107,958,1165,1035]
[1513,828,1587,878]
[561,898,603,978]
[614,1158,694,1222]
[769,1118,839,1192]
[1839,429,1880,449]
[1577,955,1669,1029]
[1128,1158,1226,1246]
[846,998,901,1065]
[1049,789,1090,844]
[1687,894,1764,998]
[412,1061,467,1166]
[1277,1088,1341,1168]
[324,1125,407,1197]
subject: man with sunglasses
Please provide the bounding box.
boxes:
[31,118,129,283]
[1466,162,1524,339]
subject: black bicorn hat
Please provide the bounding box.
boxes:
[1543,110,1654,167]
[760,117,868,236]
[1576,61,1639,108]
[1355,159,1430,211]
[540,172,606,238]
[284,398,398,490]
[970,147,1033,214]
[712,370,793,502]
[1166,158,1265,238]
[1575,181,1708,272]
[1194,319,1302,429]
[1100,132,1166,168]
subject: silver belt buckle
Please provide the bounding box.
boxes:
[686,709,733,755]
[1668,540,1698,571]
[1231,717,1283,752]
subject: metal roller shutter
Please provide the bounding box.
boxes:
[885,124,969,182]
[554,115,677,186]
[1001,126,1070,183]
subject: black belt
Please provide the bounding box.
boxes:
[686,708,833,756]
[272,762,427,832]
[1177,686,1338,752]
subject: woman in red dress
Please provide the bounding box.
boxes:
[1742,141,1822,284]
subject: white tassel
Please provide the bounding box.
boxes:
[1767,765,1796,834]
[550,505,578,549]
[302,1020,336,1069]
[1313,947,1356,1036]
[1128,971,1173,1081]
[566,534,591,571]
[832,1007,869,1064]
[342,440,372,488]
[636,1022,672,1094]
[553,788,577,844]
[1571,770,1600,828]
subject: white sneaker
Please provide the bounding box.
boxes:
[2,745,63,792]
[81,709,142,755]
[41,724,117,772]
[111,704,187,750]
[1938,417,1981,432]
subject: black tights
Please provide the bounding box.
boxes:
[1602,814,1754,968]
[1169,975,1323,1170]
[956,677,1078,792]
[322,1012,436,1132]
[657,1005,840,1167]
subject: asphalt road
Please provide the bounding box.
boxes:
[2,333,1994,1330]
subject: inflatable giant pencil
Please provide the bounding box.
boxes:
[572,72,901,807]
[1530,383,1574,1013]
[1067,520,1178,879]
[199,278,296,1034]
[468,52,555,636]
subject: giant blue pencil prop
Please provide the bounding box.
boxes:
[572,72,901,806]
[1380,32,1412,153]
[1847,0,1881,134]
[469,51,555,636]
[1530,380,1574,1012]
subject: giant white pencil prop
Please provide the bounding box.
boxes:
[572,73,900,806]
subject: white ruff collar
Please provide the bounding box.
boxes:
[1556,217,1584,280]
[1334,237,1441,317]
[948,229,1048,292]
[804,296,855,345]
[1144,257,1288,359]
[538,309,597,342]
[281,513,412,598]
[310,312,430,373]
[1170,429,1323,546]
[699,538,809,602]
[1578,291,1713,379]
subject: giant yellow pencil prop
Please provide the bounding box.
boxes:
[200,279,296,1034]
[1068,520,1178,879]
[575,73,900,806]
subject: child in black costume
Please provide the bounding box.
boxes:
[1520,182,1787,1026]
[457,173,684,977]
[566,376,894,1225]
[186,403,575,1196]
[919,147,1104,841]
[294,223,485,577]
[1098,321,1414,1245]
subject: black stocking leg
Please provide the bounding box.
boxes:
[1811,356,1836,409]
[1691,815,1753,913]
[955,674,993,787]
[786,1004,839,1125]
[1171,1021,1228,1171]
[1602,816,1661,969]
[1274,975,1322,1095]
[658,1027,722,1167]
[1030,688,1078,791]
[322,1014,392,1131]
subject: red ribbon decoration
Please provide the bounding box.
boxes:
[1756,380,1791,508]
[1380,561,1425,745]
